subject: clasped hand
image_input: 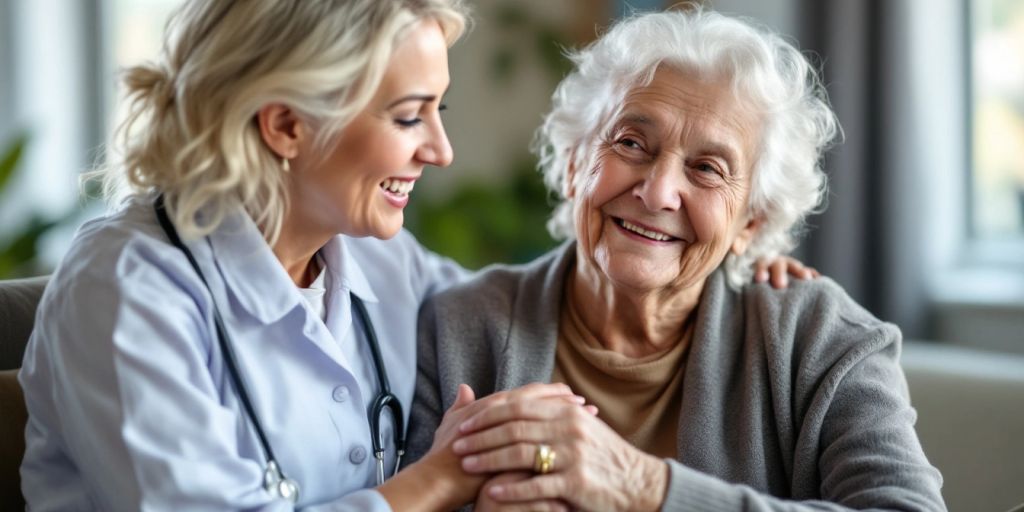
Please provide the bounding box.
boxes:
[424,383,668,512]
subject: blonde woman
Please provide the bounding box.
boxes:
[16,1,529,510]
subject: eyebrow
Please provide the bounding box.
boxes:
[620,113,655,127]
[386,86,451,109]
[387,94,436,109]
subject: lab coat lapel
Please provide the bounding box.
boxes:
[320,235,379,346]
[205,208,351,370]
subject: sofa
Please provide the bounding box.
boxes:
[1,277,1022,510]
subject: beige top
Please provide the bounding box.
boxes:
[551,287,692,459]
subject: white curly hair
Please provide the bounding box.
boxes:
[533,8,839,288]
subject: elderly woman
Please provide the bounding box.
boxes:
[407,9,945,512]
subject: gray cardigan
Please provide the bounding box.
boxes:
[407,243,945,511]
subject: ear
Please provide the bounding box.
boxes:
[730,215,762,255]
[256,103,304,160]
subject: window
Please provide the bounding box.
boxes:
[104,0,180,132]
[970,0,1024,242]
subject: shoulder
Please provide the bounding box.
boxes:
[424,244,568,323]
[736,276,901,373]
[45,200,205,318]
[57,201,184,281]
[28,201,213,373]
[742,276,887,332]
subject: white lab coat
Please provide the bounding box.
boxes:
[19,197,465,511]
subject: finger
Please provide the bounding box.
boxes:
[483,383,576,407]
[460,397,576,433]
[486,500,568,512]
[462,442,564,473]
[450,384,476,410]
[770,259,789,289]
[785,257,805,273]
[489,474,565,502]
[808,266,821,278]
[454,383,574,428]
[753,259,769,283]
[480,499,568,512]
[454,420,560,455]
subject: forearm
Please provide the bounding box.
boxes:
[378,459,462,512]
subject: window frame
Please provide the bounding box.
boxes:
[964,0,1024,259]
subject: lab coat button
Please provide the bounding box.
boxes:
[349,445,367,464]
[332,385,350,403]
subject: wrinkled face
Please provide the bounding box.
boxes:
[572,66,762,295]
[291,19,452,239]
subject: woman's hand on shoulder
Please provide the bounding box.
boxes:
[452,394,668,512]
[754,255,820,289]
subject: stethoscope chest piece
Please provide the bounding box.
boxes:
[264,460,300,504]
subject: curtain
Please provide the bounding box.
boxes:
[795,0,969,338]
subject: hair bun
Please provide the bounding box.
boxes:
[122,64,175,109]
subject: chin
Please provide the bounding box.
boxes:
[601,262,675,292]
[373,217,405,240]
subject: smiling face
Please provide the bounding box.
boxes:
[572,66,762,296]
[289,19,452,240]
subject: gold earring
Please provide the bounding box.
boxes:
[282,157,290,173]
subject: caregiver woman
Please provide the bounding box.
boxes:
[17,1,521,510]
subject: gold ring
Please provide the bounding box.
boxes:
[533,444,556,474]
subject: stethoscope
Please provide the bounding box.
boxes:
[153,195,406,503]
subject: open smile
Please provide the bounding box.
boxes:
[612,217,679,242]
[380,177,416,207]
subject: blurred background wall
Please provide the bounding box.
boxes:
[0,0,1022,352]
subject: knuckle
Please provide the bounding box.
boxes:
[519,442,535,460]
[567,421,586,438]
[511,421,527,440]
[512,401,529,417]
[568,471,587,490]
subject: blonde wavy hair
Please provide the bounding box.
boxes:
[98,0,468,245]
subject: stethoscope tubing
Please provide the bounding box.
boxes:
[154,195,284,470]
[154,195,404,500]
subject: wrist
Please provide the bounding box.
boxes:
[379,457,461,511]
[634,453,669,512]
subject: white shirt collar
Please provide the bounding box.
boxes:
[206,207,378,325]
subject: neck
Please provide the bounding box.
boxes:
[272,216,330,288]
[570,249,704,358]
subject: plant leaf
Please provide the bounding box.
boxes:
[0,133,28,192]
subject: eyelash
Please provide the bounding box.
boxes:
[615,137,645,152]
[395,104,448,128]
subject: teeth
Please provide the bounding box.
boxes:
[380,178,415,195]
[620,219,673,241]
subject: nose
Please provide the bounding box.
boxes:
[416,118,454,168]
[634,158,684,211]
